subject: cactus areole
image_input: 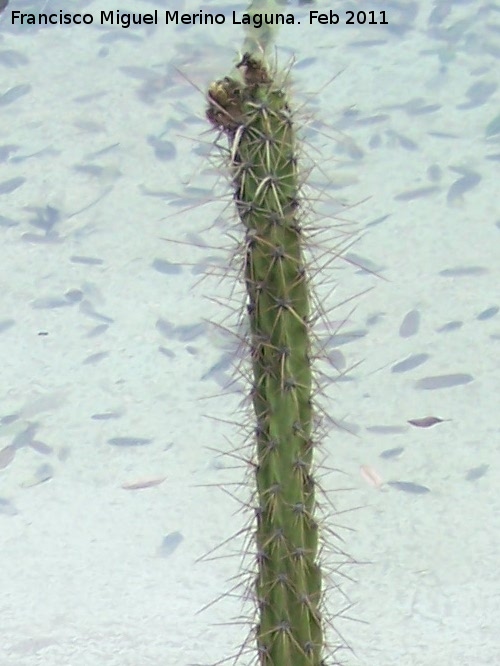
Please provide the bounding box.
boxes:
[207,54,326,666]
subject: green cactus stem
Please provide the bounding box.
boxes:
[207,53,327,666]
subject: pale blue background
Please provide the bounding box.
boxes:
[0,0,499,664]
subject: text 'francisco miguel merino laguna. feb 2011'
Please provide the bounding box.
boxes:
[9,9,389,28]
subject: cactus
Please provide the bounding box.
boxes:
[207,53,332,666]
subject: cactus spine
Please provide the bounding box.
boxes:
[207,54,326,666]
